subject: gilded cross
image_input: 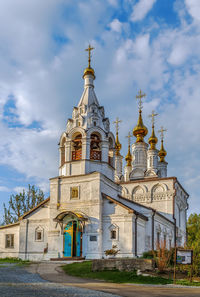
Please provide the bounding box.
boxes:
[85,44,94,68]
[149,110,158,127]
[136,89,146,110]
[158,126,167,140]
[126,132,132,146]
[113,117,122,133]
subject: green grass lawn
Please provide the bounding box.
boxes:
[62,261,172,285]
[0,257,30,265]
[62,261,200,286]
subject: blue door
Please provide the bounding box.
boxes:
[64,222,73,257]
[76,224,81,257]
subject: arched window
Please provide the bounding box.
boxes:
[72,134,82,160]
[60,138,66,166]
[90,133,101,161]
[35,226,44,242]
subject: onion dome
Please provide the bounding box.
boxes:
[148,125,158,150]
[83,66,95,79]
[158,139,167,162]
[125,144,132,166]
[115,132,122,156]
[133,110,148,142]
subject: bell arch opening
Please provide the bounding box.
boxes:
[90,133,101,161]
[72,133,82,160]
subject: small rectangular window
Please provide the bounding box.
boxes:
[110,230,116,239]
[36,231,42,241]
[90,235,97,241]
[5,234,14,248]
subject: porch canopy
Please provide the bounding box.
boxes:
[54,211,88,234]
[54,211,88,223]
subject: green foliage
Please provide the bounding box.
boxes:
[2,184,45,225]
[62,261,172,284]
[187,213,200,276]
[142,250,154,259]
[0,257,30,264]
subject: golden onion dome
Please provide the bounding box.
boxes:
[83,66,95,79]
[148,125,158,150]
[115,132,122,156]
[125,145,132,166]
[158,139,167,162]
[133,110,148,142]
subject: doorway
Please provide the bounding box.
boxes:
[63,221,82,257]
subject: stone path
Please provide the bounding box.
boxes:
[27,261,200,297]
[0,264,120,297]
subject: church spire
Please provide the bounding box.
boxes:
[83,44,95,79]
[133,90,148,142]
[125,132,132,166]
[78,45,99,107]
[148,110,158,150]
[158,127,167,162]
[113,117,122,156]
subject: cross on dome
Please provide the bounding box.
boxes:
[126,132,132,146]
[158,126,167,140]
[113,117,122,134]
[136,90,146,110]
[149,110,158,127]
[85,44,94,68]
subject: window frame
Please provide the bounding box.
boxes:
[35,227,44,242]
[5,234,14,249]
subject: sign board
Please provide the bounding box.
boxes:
[176,249,193,265]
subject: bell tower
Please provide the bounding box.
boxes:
[58,46,115,180]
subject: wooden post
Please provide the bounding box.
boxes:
[173,247,177,284]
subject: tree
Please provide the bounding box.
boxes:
[187,213,200,275]
[2,184,45,225]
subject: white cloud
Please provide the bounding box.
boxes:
[0,186,10,192]
[14,186,26,193]
[109,19,122,33]
[131,0,157,22]
[185,0,200,21]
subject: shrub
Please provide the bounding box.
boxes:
[142,250,154,259]
[104,245,120,257]
[153,241,173,273]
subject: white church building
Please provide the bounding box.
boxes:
[0,47,189,261]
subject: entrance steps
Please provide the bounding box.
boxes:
[50,257,85,261]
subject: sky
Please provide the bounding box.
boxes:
[0,0,200,222]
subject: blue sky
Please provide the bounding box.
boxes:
[0,0,200,222]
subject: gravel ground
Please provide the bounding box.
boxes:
[0,265,120,297]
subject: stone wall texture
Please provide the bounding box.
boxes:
[92,258,155,272]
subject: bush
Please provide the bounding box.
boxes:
[142,250,154,259]
[153,242,173,273]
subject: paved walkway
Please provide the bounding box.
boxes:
[26,262,200,297]
[0,264,120,297]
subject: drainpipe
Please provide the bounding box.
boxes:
[135,214,138,257]
[25,219,29,260]
[173,179,177,247]
[57,177,61,208]
[99,190,103,258]
[152,210,155,251]
[185,203,189,244]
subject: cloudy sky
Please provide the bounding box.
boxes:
[0,0,200,221]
